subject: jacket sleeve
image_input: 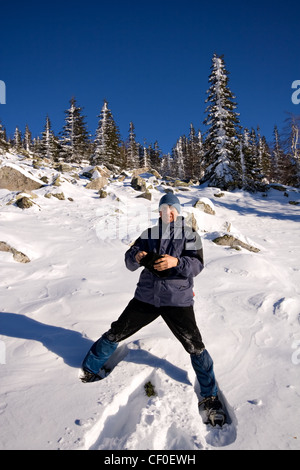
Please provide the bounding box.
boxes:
[176,230,204,278]
[124,230,149,272]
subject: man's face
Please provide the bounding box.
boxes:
[159,204,179,224]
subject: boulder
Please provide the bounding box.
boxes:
[86,176,108,190]
[0,164,44,191]
[52,192,65,200]
[193,198,215,215]
[131,175,147,192]
[15,196,34,209]
[0,241,30,263]
[212,234,260,253]
[136,191,152,201]
[99,189,108,198]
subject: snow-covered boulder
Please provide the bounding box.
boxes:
[0,241,30,263]
[0,163,45,191]
[86,176,108,190]
[193,197,215,215]
[212,234,260,252]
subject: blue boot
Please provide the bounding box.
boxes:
[191,349,218,398]
[81,334,118,381]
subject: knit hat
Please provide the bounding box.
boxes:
[158,193,181,214]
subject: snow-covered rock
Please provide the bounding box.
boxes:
[0,163,45,191]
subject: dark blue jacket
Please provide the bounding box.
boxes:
[125,216,204,307]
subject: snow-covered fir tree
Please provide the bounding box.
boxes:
[24,125,32,153]
[94,100,121,166]
[245,128,265,190]
[141,143,150,168]
[203,53,241,190]
[271,125,282,183]
[60,97,91,163]
[126,122,140,169]
[0,121,8,152]
[13,127,22,152]
[282,114,300,187]
[239,129,248,189]
[186,124,204,180]
[148,140,162,171]
[257,126,271,183]
[160,153,172,177]
[172,136,186,180]
[40,116,60,161]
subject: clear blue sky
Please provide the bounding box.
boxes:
[0,0,299,154]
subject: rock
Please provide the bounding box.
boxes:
[174,180,190,187]
[53,163,73,173]
[0,164,44,191]
[99,189,108,198]
[52,192,65,200]
[185,212,199,231]
[212,234,260,253]
[131,175,147,192]
[136,191,152,201]
[86,176,108,190]
[0,241,30,263]
[149,169,162,179]
[53,175,61,186]
[15,196,34,209]
[193,198,215,215]
[131,168,149,177]
[93,165,111,178]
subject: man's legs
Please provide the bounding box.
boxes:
[161,306,218,398]
[82,298,160,375]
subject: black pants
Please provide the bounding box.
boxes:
[105,297,205,355]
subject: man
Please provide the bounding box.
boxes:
[80,193,225,426]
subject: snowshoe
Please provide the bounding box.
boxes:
[198,395,226,427]
[80,367,110,383]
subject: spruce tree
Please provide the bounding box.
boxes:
[0,120,8,152]
[282,114,300,187]
[142,145,150,168]
[186,124,204,180]
[172,136,186,180]
[271,126,281,183]
[149,141,162,171]
[126,122,140,169]
[271,124,294,185]
[13,127,22,152]
[94,100,121,167]
[245,128,265,190]
[60,97,90,163]
[203,53,241,190]
[40,116,60,161]
[160,153,172,177]
[24,125,32,153]
[257,127,271,183]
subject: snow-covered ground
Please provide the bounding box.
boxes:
[0,153,300,451]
